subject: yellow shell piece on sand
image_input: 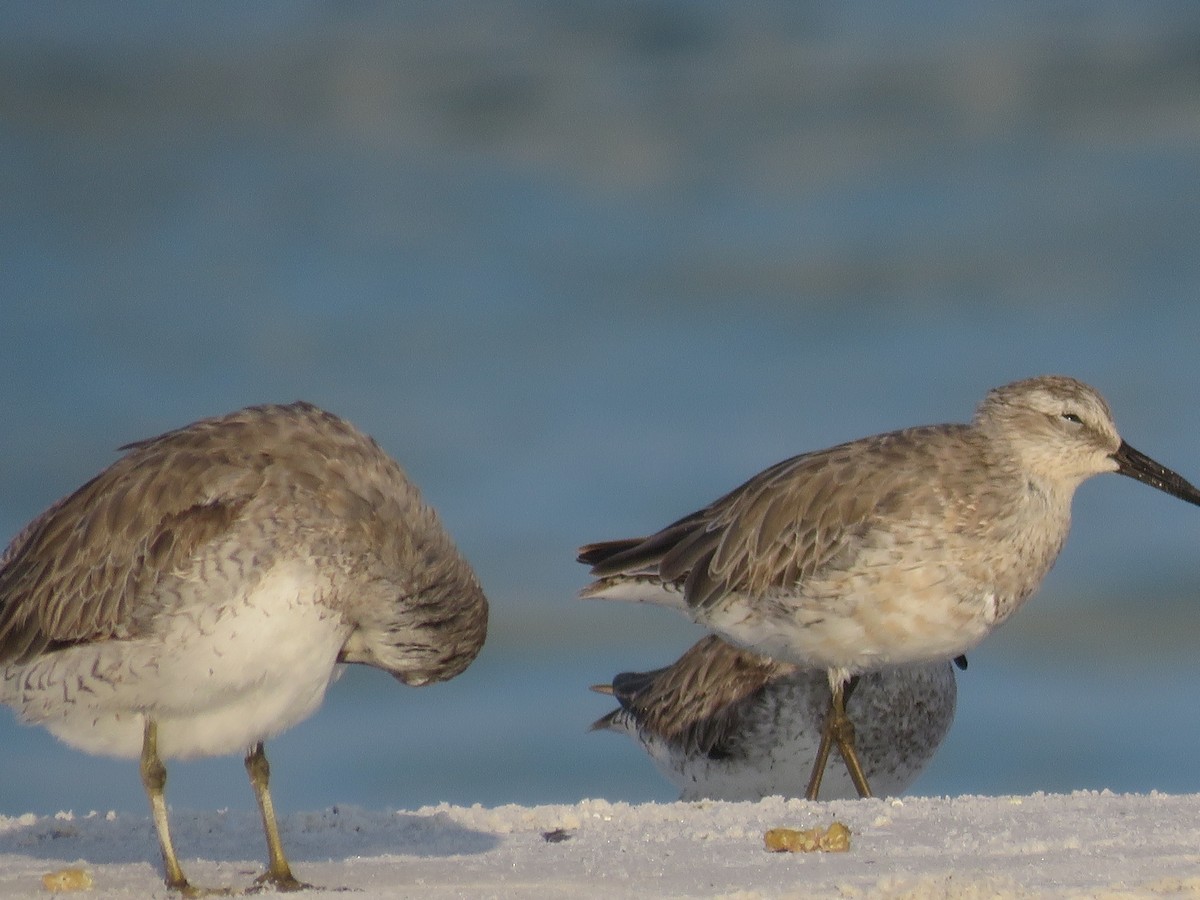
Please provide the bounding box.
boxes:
[41,867,94,891]
[764,821,851,853]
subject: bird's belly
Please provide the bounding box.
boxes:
[700,573,999,672]
[635,661,955,801]
[1,563,351,760]
[663,722,826,803]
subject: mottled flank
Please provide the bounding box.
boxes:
[0,401,488,892]
[592,635,957,801]
[580,375,1200,799]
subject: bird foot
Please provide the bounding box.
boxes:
[167,880,237,898]
[248,871,314,893]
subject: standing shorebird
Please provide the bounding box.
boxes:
[579,375,1200,800]
[0,402,489,893]
[591,635,960,801]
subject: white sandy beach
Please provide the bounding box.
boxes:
[3,792,1198,898]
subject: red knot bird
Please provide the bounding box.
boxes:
[0,402,489,893]
[579,375,1200,800]
[591,635,960,801]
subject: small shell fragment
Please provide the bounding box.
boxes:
[764,821,851,853]
[41,867,93,891]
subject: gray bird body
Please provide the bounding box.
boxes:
[0,401,488,890]
[592,635,957,801]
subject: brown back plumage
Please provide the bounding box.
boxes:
[591,634,792,759]
[580,425,977,611]
[0,401,481,672]
[0,412,274,664]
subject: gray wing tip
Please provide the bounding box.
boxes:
[588,709,622,733]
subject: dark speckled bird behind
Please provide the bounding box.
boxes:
[590,635,958,801]
[580,376,1200,800]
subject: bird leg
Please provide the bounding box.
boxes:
[245,742,309,892]
[804,676,873,801]
[139,718,196,894]
[834,676,873,798]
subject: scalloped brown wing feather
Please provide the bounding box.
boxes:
[600,634,792,759]
[588,425,976,613]
[0,409,307,666]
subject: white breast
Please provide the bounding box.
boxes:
[1,561,352,760]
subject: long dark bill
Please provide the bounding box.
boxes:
[1113,441,1200,507]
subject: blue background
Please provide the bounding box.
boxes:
[2,2,1200,815]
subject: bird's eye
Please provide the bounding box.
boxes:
[1061,412,1083,425]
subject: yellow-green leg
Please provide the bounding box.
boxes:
[804,677,873,801]
[140,719,199,894]
[245,742,309,892]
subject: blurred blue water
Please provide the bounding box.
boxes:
[2,2,1200,816]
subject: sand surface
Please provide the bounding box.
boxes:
[3,792,1199,898]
